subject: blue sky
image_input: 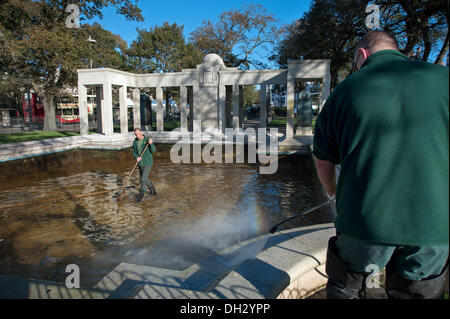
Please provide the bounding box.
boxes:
[89,0,313,68]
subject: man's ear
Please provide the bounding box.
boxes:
[358,48,370,60]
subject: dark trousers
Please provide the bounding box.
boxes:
[325,233,449,299]
[138,165,153,194]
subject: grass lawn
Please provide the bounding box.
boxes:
[151,120,181,131]
[0,131,82,144]
[268,116,317,131]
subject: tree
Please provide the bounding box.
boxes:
[190,4,283,70]
[243,85,260,107]
[271,0,448,87]
[0,0,143,131]
[378,0,448,62]
[127,22,203,118]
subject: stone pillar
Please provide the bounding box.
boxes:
[180,86,188,132]
[102,82,113,135]
[119,85,128,134]
[239,85,244,129]
[260,84,267,129]
[218,85,226,133]
[286,73,295,139]
[193,84,200,124]
[156,86,164,132]
[132,88,140,130]
[78,84,88,136]
[232,84,240,130]
[95,86,103,133]
[321,71,331,113]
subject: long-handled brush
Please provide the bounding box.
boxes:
[116,141,151,202]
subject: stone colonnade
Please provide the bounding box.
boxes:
[77,54,331,139]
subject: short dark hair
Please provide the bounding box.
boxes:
[355,30,399,53]
[134,127,142,132]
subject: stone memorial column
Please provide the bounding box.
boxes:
[286,72,295,139]
[180,86,188,132]
[218,85,227,133]
[119,85,128,134]
[260,84,267,129]
[232,84,240,130]
[156,86,164,132]
[239,85,244,129]
[78,84,89,136]
[102,82,113,135]
[132,88,141,130]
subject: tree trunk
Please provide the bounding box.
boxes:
[43,93,57,131]
[435,32,449,65]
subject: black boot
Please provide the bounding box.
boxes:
[149,184,157,195]
[138,190,145,202]
[325,236,366,299]
[386,262,448,299]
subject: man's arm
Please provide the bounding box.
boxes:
[313,155,336,198]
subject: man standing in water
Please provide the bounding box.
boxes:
[313,31,448,299]
[133,128,157,202]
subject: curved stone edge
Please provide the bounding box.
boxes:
[205,223,335,299]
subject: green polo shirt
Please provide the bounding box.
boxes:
[313,50,449,246]
[132,136,156,168]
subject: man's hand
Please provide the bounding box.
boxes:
[137,157,142,162]
[148,138,152,145]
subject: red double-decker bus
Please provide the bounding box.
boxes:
[21,92,44,124]
[21,92,82,124]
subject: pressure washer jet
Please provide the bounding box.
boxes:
[215,199,335,269]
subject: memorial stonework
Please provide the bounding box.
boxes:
[77,54,331,140]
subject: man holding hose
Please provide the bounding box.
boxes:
[313,31,448,299]
[133,128,157,202]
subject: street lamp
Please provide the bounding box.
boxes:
[87,35,96,69]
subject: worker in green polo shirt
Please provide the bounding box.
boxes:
[313,31,448,299]
[133,128,157,202]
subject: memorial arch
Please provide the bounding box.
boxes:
[77,54,331,142]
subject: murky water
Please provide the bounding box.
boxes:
[0,145,333,286]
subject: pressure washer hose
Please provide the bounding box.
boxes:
[269,197,336,234]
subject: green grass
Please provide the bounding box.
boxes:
[151,120,181,131]
[267,116,317,131]
[0,131,81,144]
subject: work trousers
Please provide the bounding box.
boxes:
[138,165,153,194]
[325,232,448,299]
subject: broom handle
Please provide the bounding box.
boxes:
[121,140,151,190]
